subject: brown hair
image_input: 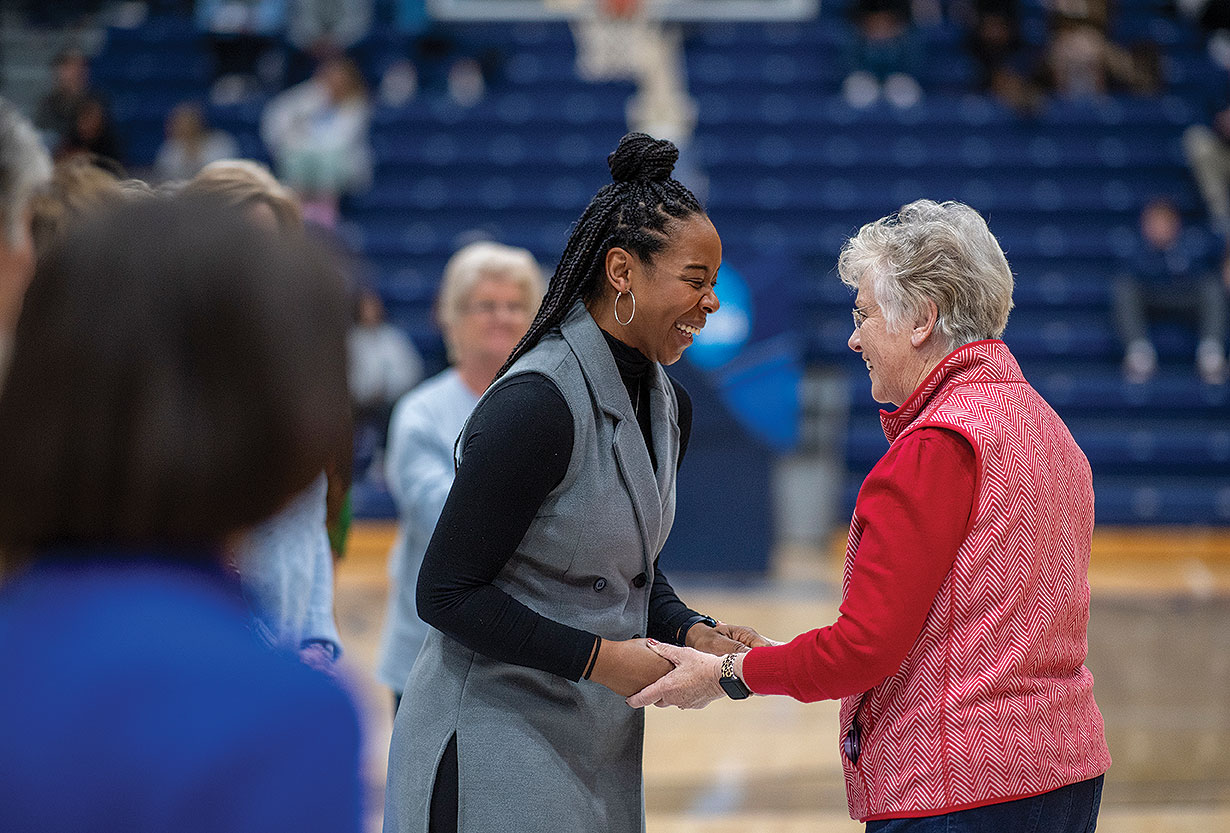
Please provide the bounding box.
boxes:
[0,193,349,560]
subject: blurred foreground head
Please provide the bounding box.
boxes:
[0,97,53,337]
[0,194,349,560]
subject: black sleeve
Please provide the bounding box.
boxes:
[416,374,597,681]
[647,376,703,645]
[670,376,693,468]
[646,563,706,645]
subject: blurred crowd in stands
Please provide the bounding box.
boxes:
[7,0,1230,387]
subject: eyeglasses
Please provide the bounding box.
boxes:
[852,303,878,329]
[464,300,529,317]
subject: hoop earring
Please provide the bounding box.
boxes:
[614,289,636,326]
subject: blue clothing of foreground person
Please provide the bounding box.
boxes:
[0,556,362,833]
[0,194,363,833]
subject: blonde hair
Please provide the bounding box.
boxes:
[29,156,123,256]
[183,159,302,231]
[838,199,1014,350]
[436,241,545,362]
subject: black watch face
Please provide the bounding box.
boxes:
[719,676,750,700]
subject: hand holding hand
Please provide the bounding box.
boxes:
[625,640,726,710]
[588,637,674,698]
[686,623,751,657]
[714,621,781,649]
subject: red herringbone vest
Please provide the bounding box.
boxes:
[840,339,1111,821]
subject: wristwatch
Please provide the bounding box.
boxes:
[677,613,718,645]
[718,652,751,700]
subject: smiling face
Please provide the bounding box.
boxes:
[847,279,936,407]
[598,214,722,365]
[452,277,536,371]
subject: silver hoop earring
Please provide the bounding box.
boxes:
[614,289,636,326]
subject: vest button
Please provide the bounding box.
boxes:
[632,572,647,588]
[593,577,607,591]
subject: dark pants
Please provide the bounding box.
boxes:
[428,734,459,833]
[866,776,1103,833]
[1112,276,1227,348]
[393,691,458,833]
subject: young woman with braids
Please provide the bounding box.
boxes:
[383,133,765,833]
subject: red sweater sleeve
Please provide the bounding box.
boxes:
[742,427,976,702]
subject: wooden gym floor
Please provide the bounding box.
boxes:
[334,524,1230,832]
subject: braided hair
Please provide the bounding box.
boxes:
[493,132,704,381]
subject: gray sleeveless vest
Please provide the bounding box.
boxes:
[383,301,679,833]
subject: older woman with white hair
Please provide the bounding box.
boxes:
[630,200,1112,833]
[377,240,546,708]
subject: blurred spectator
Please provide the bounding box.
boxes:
[17,0,105,29]
[0,194,362,833]
[843,0,924,109]
[182,159,349,664]
[55,96,124,167]
[379,3,501,108]
[153,103,238,183]
[260,56,372,227]
[1113,198,1228,384]
[377,240,544,708]
[195,0,288,103]
[29,155,123,256]
[1036,0,1161,100]
[962,0,1046,112]
[288,0,373,61]
[1184,102,1230,239]
[34,48,95,148]
[0,98,53,386]
[1048,0,1111,31]
[348,287,423,478]
[966,0,1023,87]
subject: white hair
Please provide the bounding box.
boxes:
[838,199,1014,351]
[0,98,52,248]
[436,240,545,361]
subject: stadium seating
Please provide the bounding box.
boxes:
[93,0,1229,527]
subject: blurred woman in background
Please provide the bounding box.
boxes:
[260,56,372,227]
[153,102,238,183]
[183,159,349,665]
[376,240,544,710]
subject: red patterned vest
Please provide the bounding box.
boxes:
[840,340,1111,821]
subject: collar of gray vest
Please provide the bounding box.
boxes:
[559,299,669,425]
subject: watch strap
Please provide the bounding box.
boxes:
[677,613,718,645]
[718,652,751,700]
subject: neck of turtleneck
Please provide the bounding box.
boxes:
[601,328,652,388]
[600,328,659,471]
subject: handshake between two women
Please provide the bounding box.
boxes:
[586,621,780,710]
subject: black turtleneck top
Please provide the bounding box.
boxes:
[415,331,699,682]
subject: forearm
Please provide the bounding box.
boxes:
[742,429,976,702]
[646,564,703,645]
[420,574,596,680]
[415,373,595,680]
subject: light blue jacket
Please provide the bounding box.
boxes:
[235,472,341,655]
[376,369,479,692]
